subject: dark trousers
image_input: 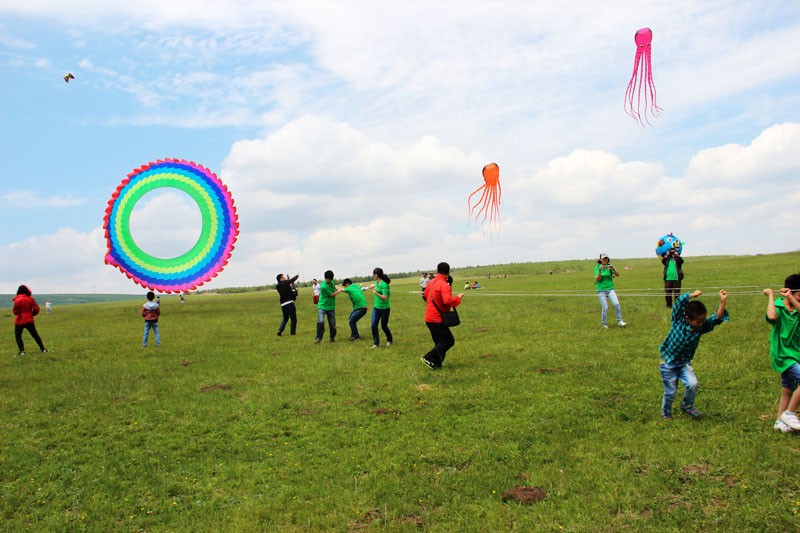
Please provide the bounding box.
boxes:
[423,322,455,367]
[15,323,45,352]
[371,308,393,345]
[278,302,297,335]
[316,309,337,342]
[664,280,681,308]
[348,307,367,339]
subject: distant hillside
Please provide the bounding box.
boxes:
[0,294,141,309]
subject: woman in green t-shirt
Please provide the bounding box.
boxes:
[370,267,393,348]
[594,253,626,329]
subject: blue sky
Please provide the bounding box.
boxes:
[1,1,799,293]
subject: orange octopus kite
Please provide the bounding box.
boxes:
[467,163,502,235]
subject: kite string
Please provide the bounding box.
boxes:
[408,285,781,298]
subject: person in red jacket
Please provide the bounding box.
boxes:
[421,262,464,369]
[12,285,48,356]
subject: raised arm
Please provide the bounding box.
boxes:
[764,288,777,321]
[715,289,728,317]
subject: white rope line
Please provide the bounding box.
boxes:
[409,289,777,298]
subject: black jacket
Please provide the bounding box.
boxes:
[276,275,299,304]
[661,256,684,281]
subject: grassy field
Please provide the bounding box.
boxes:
[1,252,799,531]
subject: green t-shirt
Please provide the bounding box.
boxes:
[768,298,800,372]
[343,284,367,309]
[665,258,679,281]
[373,280,390,309]
[594,264,615,291]
[318,280,337,310]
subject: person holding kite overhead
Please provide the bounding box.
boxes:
[662,249,685,308]
[276,273,300,336]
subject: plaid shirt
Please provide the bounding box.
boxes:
[659,292,729,365]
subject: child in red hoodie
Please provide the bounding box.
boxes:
[12,285,48,356]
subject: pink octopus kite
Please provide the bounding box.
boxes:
[624,28,663,126]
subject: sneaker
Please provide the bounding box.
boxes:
[17,351,25,356]
[780,411,800,431]
[421,357,436,370]
[680,404,701,418]
[602,325,609,330]
[277,331,282,337]
[774,419,794,433]
[618,321,627,327]
[41,348,49,353]
[369,344,379,349]
[662,413,673,421]
[386,341,392,347]
[314,338,321,344]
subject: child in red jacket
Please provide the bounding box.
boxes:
[12,285,48,356]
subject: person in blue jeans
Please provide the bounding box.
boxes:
[369,267,393,348]
[315,270,341,343]
[658,289,729,419]
[594,253,626,329]
[141,291,161,348]
[341,278,368,340]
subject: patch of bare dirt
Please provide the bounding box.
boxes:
[200,383,230,393]
[682,464,711,475]
[180,360,192,367]
[534,367,565,374]
[501,486,547,504]
[415,384,433,391]
[371,408,397,415]
[479,353,496,359]
[475,326,489,333]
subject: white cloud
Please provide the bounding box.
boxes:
[0,191,86,208]
[2,120,798,292]
[686,123,800,185]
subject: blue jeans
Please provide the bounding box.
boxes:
[597,290,623,326]
[660,362,698,416]
[143,321,160,347]
[371,308,393,346]
[316,308,336,341]
[348,307,367,339]
[781,362,800,391]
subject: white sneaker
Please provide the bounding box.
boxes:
[369,344,378,349]
[618,321,627,327]
[386,342,392,347]
[775,419,794,433]
[602,325,609,330]
[780,411,800,430]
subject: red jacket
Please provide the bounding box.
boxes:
[424,274,462,323]
[13,294,40,325]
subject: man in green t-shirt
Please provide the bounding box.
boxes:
[342,278,368,340]
[765,274,800,432]
[661,249,685,308]
[315,270,341,343]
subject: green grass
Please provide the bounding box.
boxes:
[2,252,799,531]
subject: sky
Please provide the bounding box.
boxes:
[1,0,799,294]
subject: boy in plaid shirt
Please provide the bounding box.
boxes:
[659,289,729,419]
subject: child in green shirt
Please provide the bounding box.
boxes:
[765,274,800,432]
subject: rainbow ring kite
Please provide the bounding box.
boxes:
[103,158,239,293]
